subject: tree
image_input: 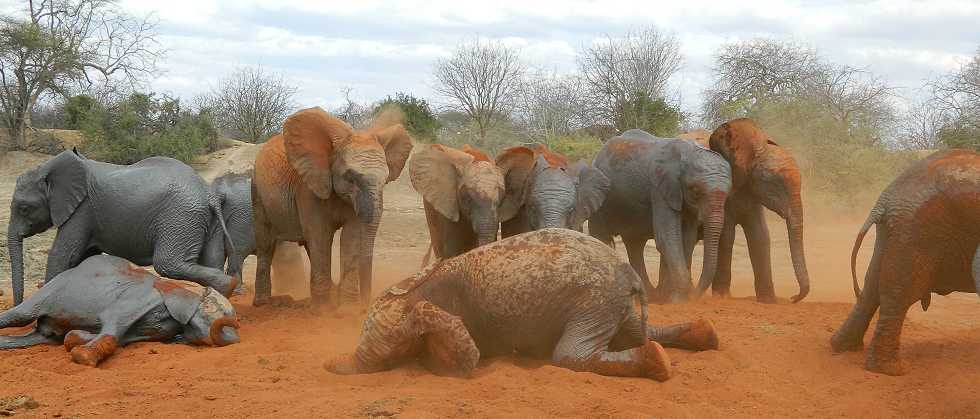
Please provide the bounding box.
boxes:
[928,46,980,143]
[331,87,371,129]
[614,91,682,136]
[433,39,524,145]
[63,94,97,128]
[0,0,161,149]
[198,65,296,143]
[80,92,218,164]
[373,92,440,142]
[578,27,682,127]
[513,71,585,141]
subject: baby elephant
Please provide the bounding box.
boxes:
[0,255,240,367]
[831,149,980,375]
[326,228,718,381]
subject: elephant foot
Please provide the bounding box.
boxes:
[70,336,117,367]
[640,341,672,382]
[865,356,909,376]
[63,330,94,352]
[252,294,271,307]
[675,319,720,351]
[756,294,779,304]
[830,334,864,353]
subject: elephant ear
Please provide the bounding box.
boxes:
[495,146,536,222]
[651,144,684,212]
[410,145,473,222]
[374,124,414,183]
[160,284,204,325]
[283,107,352,200]
[569,161,610,228]
[44,150,89,227]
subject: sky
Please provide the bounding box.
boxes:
[2,0,979,119]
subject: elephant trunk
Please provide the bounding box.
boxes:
[6,228,24,306]
[357,195,382,305]
[786,194,810,303]
[695,193,726,297]
[474,209,498,247]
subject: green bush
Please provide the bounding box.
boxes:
[80,93,218,164]
[63,95,98,129]
[938,124,980,151]
[546,133,603,162]
[374,93,441,142]
[614,91,682,137]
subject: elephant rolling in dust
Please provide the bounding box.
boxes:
[326,229,719,380]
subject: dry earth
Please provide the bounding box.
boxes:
[0,143,977,418]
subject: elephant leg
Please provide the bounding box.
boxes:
[410,301,480,377]
[552,310,671,381]
[153,252,237,297]
[63,330,97,351]
[339,221,363,305]
[0,328,57,349]
[652,212,692,303]
[742,203,776,303]
[588,212,615,247]
[252,199,277,306]
[0,302,39,329]
[712,209,738,297]
[622,237,655,297]
[69,289,160,367]
[303,221,337,306]
[865,246,931,376]
[44,224,91,283]
[648,319,719,351]
[831,228,887,353]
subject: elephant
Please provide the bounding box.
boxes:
[0,254,240,367]
[831,149,980,376]
[252,107,412,307]
[410,143,517,262]
[495,144,610,237]
[589,129,732,303]
[6,149,237,305]
[707,118,811,303]
[324,228,719,380]
[211,172,255,279]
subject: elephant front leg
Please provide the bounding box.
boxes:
[44,225,91,283]
[68,290,162,367]
[623,237,655,298]
[742,203,776,303]
[304,225,337,307]
[410,301,480,377]
[652,211,692,303]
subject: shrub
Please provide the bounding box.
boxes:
[80,93,218,164]
[374,93,441,142]
[546,133,604,162]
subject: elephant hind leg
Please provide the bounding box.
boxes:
[622,237,655,298]
[831,230,886,353]
[610,312,719,352]
[552,310,671,381]
[864,244,931,376]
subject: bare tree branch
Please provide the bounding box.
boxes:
[196,65,297,143]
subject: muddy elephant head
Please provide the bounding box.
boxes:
[160,285,241,346]
[495,145,610,233]
[709,118,810,302]
[282,107,413,299]
[410,144,507,246]
[7,149,88,304]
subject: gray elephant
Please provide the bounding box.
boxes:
[495,145,610,237]
[410,144,517,262]
[590,130,732,303]
[211,172,255,279]
[0,254,240,367]
[325,228,719,380]
[6,149,236,305]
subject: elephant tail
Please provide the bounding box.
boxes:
[851,207,882,300]
[209,195,236,261]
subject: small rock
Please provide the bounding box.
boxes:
[148,348,158,354]
[205,395,217,401]
[271,377,281,383]
[257,357,270,365]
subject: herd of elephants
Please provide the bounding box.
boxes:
[0,106,978,381]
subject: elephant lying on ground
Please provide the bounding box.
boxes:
[6,149,237,305]
[325,229,719,380]
[0,255,240,367]
[831,149,980,375]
